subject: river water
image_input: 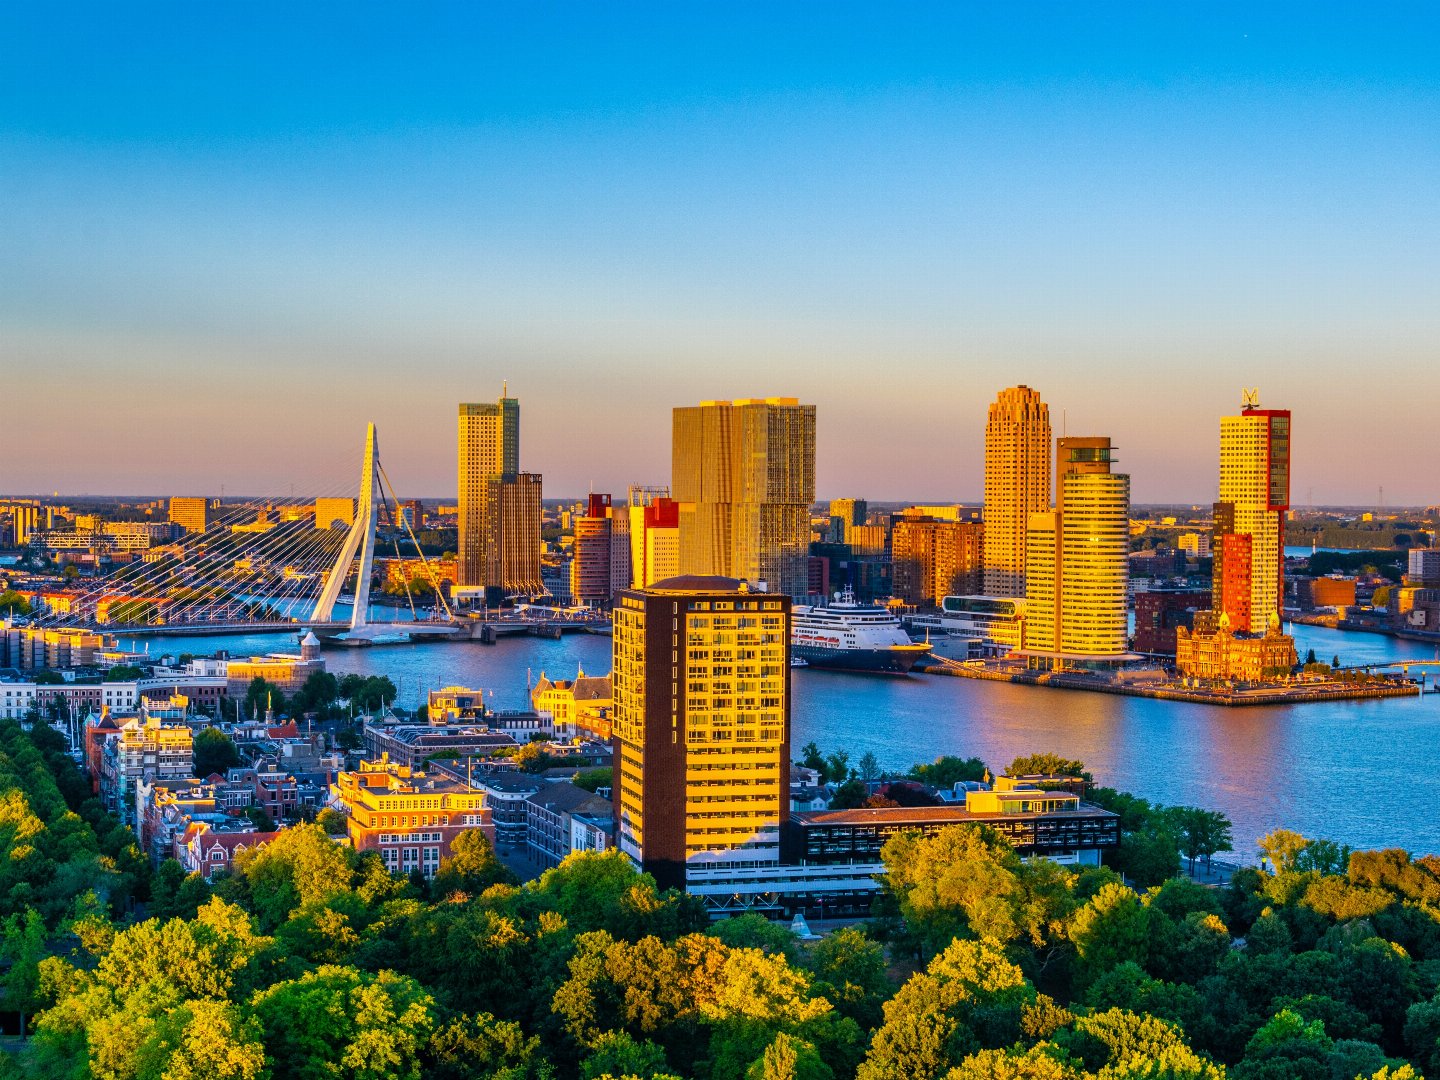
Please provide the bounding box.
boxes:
[126,622,1440,861]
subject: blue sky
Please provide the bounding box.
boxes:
[2,3,1437,503]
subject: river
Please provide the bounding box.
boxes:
[123,622,1440,862]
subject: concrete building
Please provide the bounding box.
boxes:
[612,576,790,896]
[525,781,614,869]
[1133,589,1210,655]
[330,758,493,879]
[570,494,630,607]
[168,496,210,534]
[1407,548,1440,588]
[225,642,325,697]
[983,386,1052,597]
[362,721,518,769]
[1023,437,1132,664]
[891,516,984,608]
[672,398,816,600]
[457,391,542,599]
[314,497,355,530]
[1214,398,1291,632]
[99,709,195,827]
[628,494,681,590]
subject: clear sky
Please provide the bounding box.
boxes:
[2,3,1436,505]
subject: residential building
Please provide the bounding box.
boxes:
[1177,532,1212,558]
[673,398,816,600]
[362,721,518,769]
[180,825,280,880]
[890,516,984,608]
[1133,589,1210,655]
[1175,610,1299,681]
[1213,398,1291,632]
[1023,437,1132,664]
[983,386,1051,597]
[168,496,209,534]
[525,781,614,869]
[570,494,629,607]
[330,758,493,879]
[99,709,195,826]
[459,771,544,849]
[530,668,613,739]
[612,575,790,896]
[1407,548,1440,588]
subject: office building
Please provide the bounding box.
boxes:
[1,503,41,547]
[1023,437,1131,663]
[890,516,984,608]
[314,497,355,530]
[1133,589,1210,655]
[628,494,681,590]
[1407,548,1440,588]
[1213,398,1291,632]
[168,496,209,534]
[458,390,543,599]
[612,576,790,894]
[672,398,816,600]
[983,386,1052,597]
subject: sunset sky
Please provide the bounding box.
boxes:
[2,4,1437,504]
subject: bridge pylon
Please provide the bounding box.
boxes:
[311,423,379,631]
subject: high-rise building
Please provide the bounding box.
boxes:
[627,488,681,589]
[1213,398,1291,632]
[458,392,541,600]
[672,398,816,600]
[314,497,355,531]
[1024,437,1131,662]
[891,516,984,607]
[612,576,791,894]
[983,386,1052,597]
[570,494,631,608]
[168,497,209,534]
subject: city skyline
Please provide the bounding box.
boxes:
[3,5,1438,503]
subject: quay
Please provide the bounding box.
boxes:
[916,658,1422,707]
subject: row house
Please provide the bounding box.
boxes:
[179,822,280,880]
[524,780,614,869]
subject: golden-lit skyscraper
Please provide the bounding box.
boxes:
[1024,437,1130,662]
[168,496,209,534]
[891,516,984,607]
[1214,396,1291,632]
[458,392,540,598]
[983,386,1052,597]
[672,398,816,600]
[612,575,790,896]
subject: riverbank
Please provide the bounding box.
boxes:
[916,659,1421,706]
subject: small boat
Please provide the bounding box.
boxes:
[790,656,809,668]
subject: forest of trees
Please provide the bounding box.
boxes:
[2,718,1440,1078]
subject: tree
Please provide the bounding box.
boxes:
[827,779,868,810]
[747,1031,831,1080]
[1258,828,1310,875]
[825,750,852,784]
[1069,883,1151,988]
[104,664,146,681]
[1,908,46,1039]
[1170,807,1234,873]
[857,751,881,783]
[807,926,892,1029]
[1304,648,1317,665]
[574,767,613,793]
[1007,753,1090,781]
[315,807,349,836]
[0,589,33,616]
[244,805,276,832]
[193,727,240,778]
[909,755,988,788]
[243,676,286,720]
[430,828,515,898]
[581,1030,673,1079]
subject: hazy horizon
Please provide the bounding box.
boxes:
[3,5,1436,504]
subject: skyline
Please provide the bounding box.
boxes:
[3,4,1438,502]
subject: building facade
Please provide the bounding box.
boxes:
[1214,400,1291,632]
[627,491,681,590]
[1024,437,1131,663]
[570,494,630,607]
[612,576,790,895]
[1133,588,1210,655]
[891,516,984,608]
[458,392,542,598]
[168,496,209,534]
[330,758,493,878]
[1175,610,1299,682]
[982,386,1052,598]
[672,399,816,600]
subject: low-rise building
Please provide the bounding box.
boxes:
[330,758,493,879]
[363,721,519,769]
[531,668,612,739]
[179,823,280,880]
[1175,611,1299,682]
[525,781,614,869]
[226,640,325,696]
[1133,589,1209,655]
[453,770,544,849]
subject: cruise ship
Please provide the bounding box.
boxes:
[791,589,932,673]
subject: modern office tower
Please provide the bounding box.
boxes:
[627,487,681,589]
[1213,398,1291,632]
[486,473,544,598]
[826,497,867,542]
[570,493,631,607]
[1023,437,1131,661]
[612,576,791,893]
[168,497,209,534]
[891,516,984,607]
[458,391,541,599]
[672,398,816,600]
[314,497,355,531]
[983,386,1052,597]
